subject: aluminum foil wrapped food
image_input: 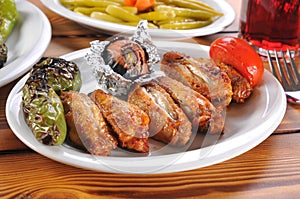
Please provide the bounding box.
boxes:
[85,20,160,95]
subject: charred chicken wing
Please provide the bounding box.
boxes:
[161,51,232,109]
[128,82,192,146]
[90,89,150,153]
[214,62,252,103]
[154,76,224,134]
[60,91,117,156]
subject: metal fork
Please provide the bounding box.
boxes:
[267,49,300,104]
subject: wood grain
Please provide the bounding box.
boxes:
[1,134,300,198]
[1,0,300,198]
[30,0,98,37]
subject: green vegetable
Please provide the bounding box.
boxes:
[60,0,121,7]
[0,0,18,68]
[0,44,7,67]
[22,57,82,145]
[23,85,67,145]
[90,11,123,23]
[138,11,176,21]
[74,7,106,15]
[156,0,223,15]
[155,5,219,20]
[32,57,82,92]
[159,20,212,30]
[105,5,140,22]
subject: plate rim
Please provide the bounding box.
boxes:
[0,1,52,87]
[6,41,287,174]
[40,0,235,39]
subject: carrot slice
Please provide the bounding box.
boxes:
[124,0,154,12]
[124,0,136,7]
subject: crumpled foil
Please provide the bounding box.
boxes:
[85,20,160,96]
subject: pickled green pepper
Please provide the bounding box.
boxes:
[0,0,18,68]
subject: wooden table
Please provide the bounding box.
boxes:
[1,0,300,198]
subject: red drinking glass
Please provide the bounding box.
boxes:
[239,0,300,57]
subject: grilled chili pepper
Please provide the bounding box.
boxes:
[0,44,7,68]
[23,84,67,145]
[31,57,82,92]
[22,57,82,145]
[0,0,18,68]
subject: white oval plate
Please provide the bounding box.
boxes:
[40,0,235,39]
[6,41,286,174]
[0,1,52,87]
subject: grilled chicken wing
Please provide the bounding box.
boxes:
[161,51,232,109]
[154,76,224,134]
[128,82,192,146]
[214,62,252,103]
[60,91,117,156]
[90,89,150,153]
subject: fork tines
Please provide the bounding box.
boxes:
[267,49,300,91]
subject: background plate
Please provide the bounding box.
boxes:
[40,0,235,39]
[0,0,51,87]
[6,41,286,174]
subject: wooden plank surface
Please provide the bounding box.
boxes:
[1,0,300,198]
[1,134,300,198]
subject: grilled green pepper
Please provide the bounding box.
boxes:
[23,84,67,145]
[32,57,82,92]
[0,44,7,67]
[22,57,82,145]
[0,0,18,68]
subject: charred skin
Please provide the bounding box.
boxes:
[90,89,150,153]
[154,76,224,134]
[31,57,82,92]
[0,43,7,68]
[22,57,82,145]
[22,83,67,145]
[161,51,232,109]
[214,62,252,103]
[102,38,149,79]
[60,91,117,156]
[128,82,193,146]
